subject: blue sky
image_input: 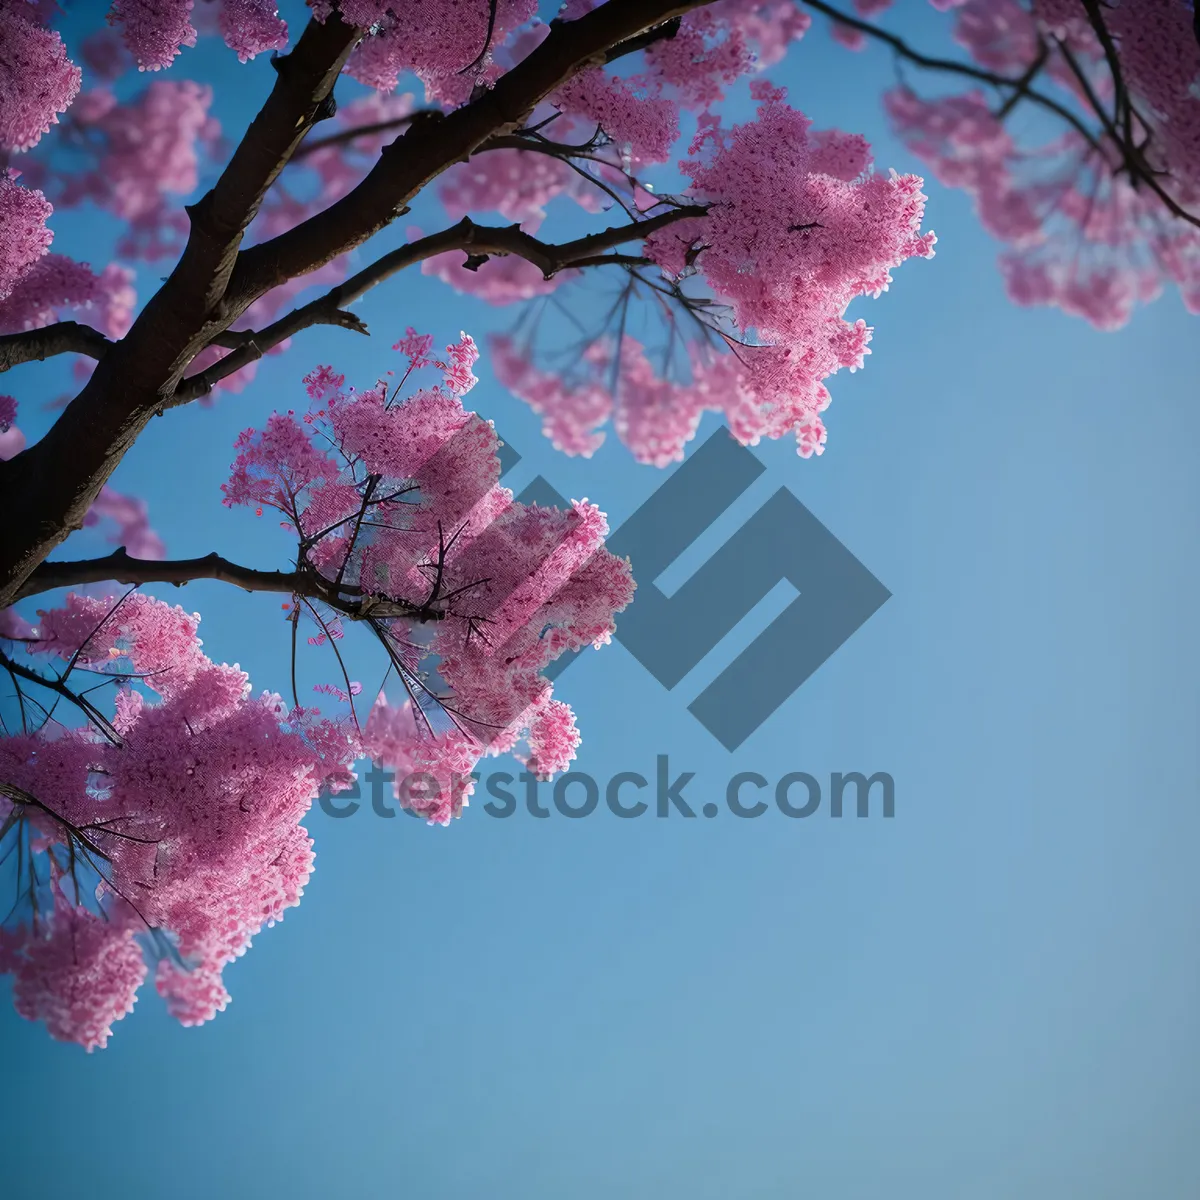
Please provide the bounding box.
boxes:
[2,4,1198,1198]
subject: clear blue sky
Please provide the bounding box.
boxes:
[3,4,1198,1198]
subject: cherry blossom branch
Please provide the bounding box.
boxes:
[172,305,370,404]
[0,323,254,375]
[0,0,716,610]
[221,1,711,310]
[1051,34,1200,229]
[16,547,451,624]
[995,41,1049,119]
[0,13,363,607]
[803,0,1200,231]
[172,208,705,404]
[800,0,1105,155]
[0,322,113,374]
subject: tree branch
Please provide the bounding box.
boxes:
[17,549,319,603]
[15,547,446,624]
[800,0,1106,155]
[173,207,706,404]
[603,15,682,63]
[293,109,439,159]
[803,0,1200,231]
[0,14,362,609]
[0,322,113,374]
[222,1,711,309]
[0,0,715,610]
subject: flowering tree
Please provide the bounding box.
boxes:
[0,0,1195,1050]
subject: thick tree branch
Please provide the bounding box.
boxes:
[222,1,711,309]
[173,207,706,404]
[19,549,330,604]
[0,15,362,608]
[0,322,252,376]
[15,547,445,624]
[0,322,113,374]
[0,0,714,610]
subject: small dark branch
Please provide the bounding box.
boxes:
[444,207,707,275]
[995,41,1049,119]
[486,132,612,157]
[800,0,1105,155]
[788,222,823,232]
[14,547,448,625]
[565,253,654,270]
[173,306,368,404]
[300,596,361,727]
[0,322,113,375]
[171,208,706,405]
[333,474,379,589]
[459,0,500,77]
[0,781,112,863]
[1079,0,1130,132]
[293,111,439,159]
[1054,36,1200,228]
[0,648,123,746]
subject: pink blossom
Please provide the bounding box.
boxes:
[0,170,53,301]
[552,70,679,165]
[890,0,1200,327]
[330,0,539,104]
[0,257,136,337]
[1,592,345,1046]
[107,0,199,71]
[84,486,167,560]
[7,899,147,1052]
[0,1,82,151]
[218,0,288,63]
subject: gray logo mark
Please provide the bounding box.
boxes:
[499,429,890,751]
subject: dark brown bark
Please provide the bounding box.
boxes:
[0,322,112,373]
[171,208,706,403]
[17,548,442,623]
[0,2,708,610]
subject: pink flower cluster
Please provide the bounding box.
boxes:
[51,80,221,262]
[0,0,81,152]
[1,329,631,1047]
[0,163,137,337]
[311,0,539,104]
[223,332,634,824]
[495,84,932,463]
[0,257,136,338]
[84,486,168,560]
[0,169,53,301]
[107,0,287,71]
[882,0,1200,327]
[0,592,348,1048]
